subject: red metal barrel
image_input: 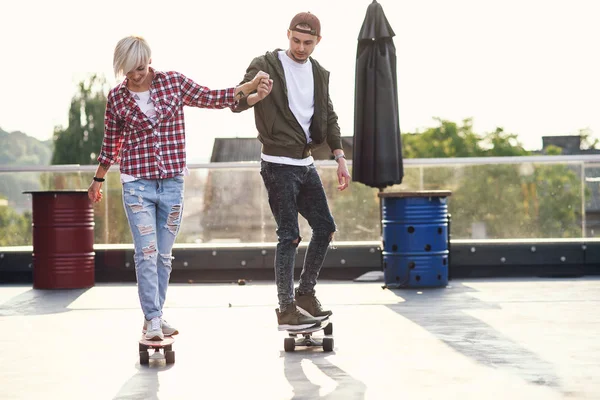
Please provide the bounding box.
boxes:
[25,191,95,289]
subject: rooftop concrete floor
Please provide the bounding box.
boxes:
[0,277,599,400]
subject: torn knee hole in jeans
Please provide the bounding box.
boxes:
[127,202,145,214]
[136,224,154,236]
[142,241,157,260]
[160,253,173,267]
[328,232,337,249]
[165,204,182,235]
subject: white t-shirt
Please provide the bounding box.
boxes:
[261,51,315,167]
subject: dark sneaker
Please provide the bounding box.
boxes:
[295,289,333,321]
[276,302,321,331]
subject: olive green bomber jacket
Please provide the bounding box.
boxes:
[232,49,343,159]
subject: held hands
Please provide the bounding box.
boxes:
[251,70,273,101]
[244,70,273,106]
[236,70,272,104]
[256,77,273,101]
[250,70,270,90]
[88,181,103,203]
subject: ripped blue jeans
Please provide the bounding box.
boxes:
[122,176,184,320]
[260,161,337,308]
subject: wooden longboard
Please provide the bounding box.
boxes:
[139,335,175,347]
[284,319,334,352]
[139,335,176,365]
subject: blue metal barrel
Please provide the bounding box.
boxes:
[378,191,452,288]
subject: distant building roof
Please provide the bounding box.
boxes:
[210,137,355,162]
[539,135,600,155]
[210,138,261,162]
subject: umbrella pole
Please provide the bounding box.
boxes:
[379,188,384,273]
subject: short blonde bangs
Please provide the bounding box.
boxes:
[113,36,151,78]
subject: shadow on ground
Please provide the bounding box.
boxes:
[281,350,367,400]
[385,281,562,391]
[0,288,90,316]
[113,362,174,400]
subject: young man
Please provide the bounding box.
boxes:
[233,12,351,331]
[88,35,269,340]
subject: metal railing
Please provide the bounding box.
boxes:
[1,154,600,246]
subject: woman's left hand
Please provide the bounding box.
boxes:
[88,181,103,203]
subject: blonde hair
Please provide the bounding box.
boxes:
[113,36,152,78]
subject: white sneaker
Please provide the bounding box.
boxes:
[161,319,179,336]
[144,317,164,341]
[142,317,179,336]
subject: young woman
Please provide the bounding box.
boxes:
[88,35,269,340]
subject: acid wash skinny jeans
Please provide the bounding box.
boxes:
[122,176,184,320]
[260,161,337,307]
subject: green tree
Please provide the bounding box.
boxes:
[52,75,108,165]
[402,118,485,159]
[482,127,529,157]
[48,74,136,244]
[407,120,583,239]
[0,199,32,246]
[349,118,585,240]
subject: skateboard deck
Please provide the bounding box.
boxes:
[139,335,175,365]
[284,318,334,352]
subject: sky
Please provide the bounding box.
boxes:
[1,0,599,162]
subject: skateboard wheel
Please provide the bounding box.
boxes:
[140,351,149,365]
[284,337,295,352]
[164,344,172,351]
[323,337,334,352]
[139,343,148,352]
[165,350,175,364]
[324,323,333,335]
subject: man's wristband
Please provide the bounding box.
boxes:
[334,154,346,161]
[93,176,105,182]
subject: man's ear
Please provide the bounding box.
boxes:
[316,36,322,45]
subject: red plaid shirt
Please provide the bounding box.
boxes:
[97,68,236,179]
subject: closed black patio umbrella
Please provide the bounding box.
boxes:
[352,0,403,189]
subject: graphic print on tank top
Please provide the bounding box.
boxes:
[132,91,158,125]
